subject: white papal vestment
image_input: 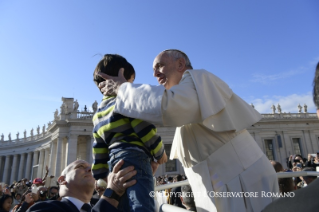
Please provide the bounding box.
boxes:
[114,69,279,212]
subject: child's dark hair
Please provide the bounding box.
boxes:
[93,54,135,89]
[0,194,13,210]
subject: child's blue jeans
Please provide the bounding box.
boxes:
[109,149,155,212]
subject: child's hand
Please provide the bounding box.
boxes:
[151,161,159,175]
[157,151,168,164]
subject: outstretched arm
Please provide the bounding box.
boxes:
[98,70,201,127]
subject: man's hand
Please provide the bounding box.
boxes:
[107,159,137,196]
[98,68,127,96]
[101,160,136,208]
[157,151,168,164]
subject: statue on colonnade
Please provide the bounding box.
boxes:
[92,100,98,113]
[1,133,4,141]
[73,99,79,111]
[304,104,308,113]
[37,125,40,135]
[16,132,19,140]
[271,104,276,114]
[298,104,302,113]
[277,104,282,114]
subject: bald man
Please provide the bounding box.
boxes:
[27,159,137,212]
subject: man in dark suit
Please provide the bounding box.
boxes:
[169,175,185,209]
[26,159,137,212]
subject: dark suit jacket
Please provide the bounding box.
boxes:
[26,197,120,212]
[169,187,185,209]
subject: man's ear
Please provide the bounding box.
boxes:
[177,58,186,72]
[57,176,67,185]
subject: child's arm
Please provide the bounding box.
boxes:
[92,133,110,180]
[129,118,167,163]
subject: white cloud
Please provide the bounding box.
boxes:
[249,92,316,114]
[251,68,306,84]
[250,56,319,84]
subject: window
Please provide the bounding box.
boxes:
[292,138,302,156]
[164,144,177,172]
[264,139,275,160]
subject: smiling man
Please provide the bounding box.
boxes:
[98,49,279,212]
[26,159,137,212]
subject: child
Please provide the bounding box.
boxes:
[92,54,167,212]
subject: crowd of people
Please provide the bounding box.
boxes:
[269,152,319,194]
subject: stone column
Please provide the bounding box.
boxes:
[67,134,78,165]
[32,151,39,167]
[17,154,26,180]
[10,155,19,183]
[37,150,45,178]
[3,155,11,184]
[43,148,50,177]
[61,140,67,171]
[55,137,63,177]
[49,141,57,177]
[86,136,94,164]
[25,152,33,180]
[0,156,3,181]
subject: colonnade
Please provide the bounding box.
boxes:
[0,135,94,185]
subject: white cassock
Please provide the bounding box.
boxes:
[114,69,279,212]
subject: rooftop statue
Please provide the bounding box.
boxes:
[73,99,79,111]
[304,104,308,113]
[92,100,98,113]
[298,104,302,113]
[271,104,276,114]
[277,104,282,114]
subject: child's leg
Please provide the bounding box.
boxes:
[109,149,155,212]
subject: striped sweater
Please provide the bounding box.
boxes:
[91,96,165,180]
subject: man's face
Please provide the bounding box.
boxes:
[64,160,95,190]
[153,52,181,90]
[49,188,58,198]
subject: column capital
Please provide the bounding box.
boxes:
[67,134,79,140]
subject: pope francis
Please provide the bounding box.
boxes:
[98,49,279,212]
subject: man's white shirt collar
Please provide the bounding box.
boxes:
[63,196,90,212]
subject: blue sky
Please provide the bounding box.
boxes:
[1,0,319,140]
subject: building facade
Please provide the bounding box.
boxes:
[0,98,318,186]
